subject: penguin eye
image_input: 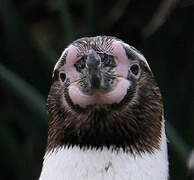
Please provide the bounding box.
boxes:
[130,64,140,77]
[74,57,86,72]
[59,72,66,82]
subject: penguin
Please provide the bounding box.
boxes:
[39,36,169,180]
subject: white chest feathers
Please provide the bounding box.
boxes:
[39,130,168,180]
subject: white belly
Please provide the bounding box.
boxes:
[39,127,168,180]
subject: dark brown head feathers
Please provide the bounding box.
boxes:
[46,60,163,155]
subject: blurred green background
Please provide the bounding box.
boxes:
[0,0,193,179]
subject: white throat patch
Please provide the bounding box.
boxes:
[39,123,168,180]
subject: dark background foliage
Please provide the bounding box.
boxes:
[0,0,193,179]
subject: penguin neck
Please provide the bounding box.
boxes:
[39,122,169,180]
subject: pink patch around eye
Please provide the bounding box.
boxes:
[112,42,131,78]
[65,45,80,65]
[62,45,80,83]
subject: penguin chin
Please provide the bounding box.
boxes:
[67,77,131,109]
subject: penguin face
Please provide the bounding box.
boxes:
[52,36,152,113]
[46,36,163,154]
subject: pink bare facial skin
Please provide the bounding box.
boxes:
[62,41,133,108]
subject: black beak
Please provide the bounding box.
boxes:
[86,49,102,90]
